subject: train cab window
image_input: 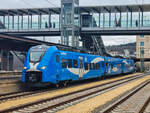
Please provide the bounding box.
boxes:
[68,59,72,68]
[84,62,88,70]
[73,59,78,68]
[56,55,59,63]
[61,59,67,68]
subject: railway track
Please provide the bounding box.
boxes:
[0,75,21,85]
[101,77,150,113]
[0,90,51,103]
[0,73,143,104]
[0,73,148,113]
[0,75,21,80]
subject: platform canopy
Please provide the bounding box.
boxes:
[0,33,61,51]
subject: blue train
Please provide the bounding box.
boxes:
[22,45,135,86]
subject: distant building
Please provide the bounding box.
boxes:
[124,49,130,57]
[108,51,119,56]
[136,35,150,70]
[0,50,24,71]
[136,35,150,58]
[106,42,136,58]
[0,50,13,71]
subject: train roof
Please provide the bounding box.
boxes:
[30,45,134,61]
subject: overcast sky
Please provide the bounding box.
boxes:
[0,0,147,45]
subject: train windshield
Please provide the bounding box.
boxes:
[30,51,46,62]
[29,45,49,63]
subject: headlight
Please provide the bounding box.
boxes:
[40,66,46,70]
[24,67,27,69]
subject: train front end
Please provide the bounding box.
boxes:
[22,45,49,85]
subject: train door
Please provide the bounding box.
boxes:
[79,56,84,79]
[103,57,106,76]
[60,53,68,80]
[106,58,112,75]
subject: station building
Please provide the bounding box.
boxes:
[0,50,23,71]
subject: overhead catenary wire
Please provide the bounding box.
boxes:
[44,0,59,7]
[134,0,139,4]
[18,0,59,9]
[134,0,145,5]
[21,0,35,8]
[142,0,144,5]
[20,0,59,8]
[18,0,57,43]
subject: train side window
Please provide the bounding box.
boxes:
[108,63,111,67]
[106,62,108,67]
[90,63,92,70]
[108,62,111,67]
[111,63,113,68]
[84,62,88,70]
[88,63,90,70]
[96,63,100,70]
[93,63,95,70]
[56,55,59,63]
[68,59,72,68]
[96,63,98,70]
[61,59,67,68]
[102,61,104,67]
[117,64,121,68]
[73,59,78,68]
[95,63,97,70]
[98,63,100,70]
[90,63,95,70]
[79,59,83,69]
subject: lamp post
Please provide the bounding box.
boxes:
[140,47,145,72]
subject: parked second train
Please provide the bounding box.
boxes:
[22,45,135,86]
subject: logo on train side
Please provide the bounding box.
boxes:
[123,60,134,70]
[123,60,128,64]
[61,52,67,55]
[112,66,120,72]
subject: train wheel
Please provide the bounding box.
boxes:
[100,76,105,80]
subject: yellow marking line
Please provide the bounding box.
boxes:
[0,73,141,111]
[57,74,150,113]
